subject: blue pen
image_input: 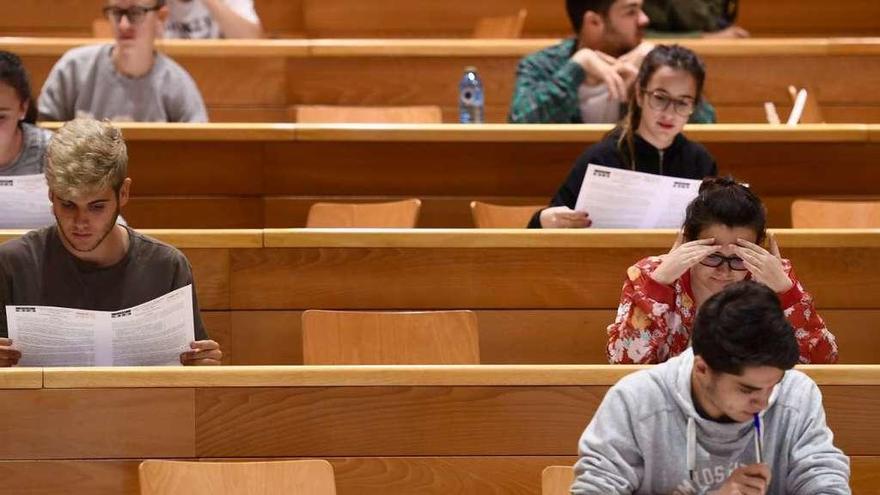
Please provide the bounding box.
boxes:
[753,413,764,463]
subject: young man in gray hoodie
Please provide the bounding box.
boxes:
[572,280,850,494]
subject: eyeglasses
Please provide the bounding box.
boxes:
[102,5,162,25]
[643,89,696,117]
[700,253,747,271]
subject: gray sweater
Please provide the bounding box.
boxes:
[572,349,851,494]
[38,44,208,123]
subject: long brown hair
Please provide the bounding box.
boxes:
[613,44,707,169]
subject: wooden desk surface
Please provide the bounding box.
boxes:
[38,364,880,388]
[4,37,880,57]
[0,229,264,248]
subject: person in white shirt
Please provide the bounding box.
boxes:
[165,0,263,39]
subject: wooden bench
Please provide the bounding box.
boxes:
[0,366,877,494]
[2,229,877,364]
[28,123,880,228]
[2,0,877,38]
[9,38,880,123]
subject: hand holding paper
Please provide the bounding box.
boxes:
[0,338,21,367]
[539,206,592,228]
[180,339,222,366]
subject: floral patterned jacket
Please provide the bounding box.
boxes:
[606,256,839,364]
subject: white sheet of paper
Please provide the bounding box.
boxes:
[0,174,55,229]
[6,285,195,367]
[575,164,701,228]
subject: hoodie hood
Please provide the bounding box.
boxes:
[663,349,779,486]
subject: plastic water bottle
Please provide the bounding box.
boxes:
[458,66,485,123]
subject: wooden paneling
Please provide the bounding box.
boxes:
[194,385,602,457]
[181,249,231,310]
[3,456,878,495]
[228,240,880,310]
[125,197,264,229]
[192,382,880,457]
[0,389,194,459]
[206,308,880,366]
[5,1,876,38]
[229,246,648,310]
[0,460,141,495]
[5,456,880,495]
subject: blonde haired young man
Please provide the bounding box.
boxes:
[0,119,221,366]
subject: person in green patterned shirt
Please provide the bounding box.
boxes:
[508,0,715,124]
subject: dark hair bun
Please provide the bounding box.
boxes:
[698,176,740,194]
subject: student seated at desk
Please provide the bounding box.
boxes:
[165,0,263,39]
[508,0,715,124]
[38,0,208,123]
[0,118,220,367]
[607,178,838,364]
[0,51,51,176]
[573,281,851,494]
[529,44,716,228]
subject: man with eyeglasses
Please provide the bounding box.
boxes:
[508,0,716,124]
[165,0,263,39]
[38,0,208,123]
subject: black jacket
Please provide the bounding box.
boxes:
[528,131,717,228]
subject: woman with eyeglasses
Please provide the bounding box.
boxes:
[607,177,839,364]
[528,44,716,228]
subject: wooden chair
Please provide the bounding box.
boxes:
[306,199,422,228]
[302,310,480,364]
[791,199,880,228]
[293,105,443,123]
[473,8,528,38]
[470,200,543,228]
[541,465,575,495]
[139,459,337,495]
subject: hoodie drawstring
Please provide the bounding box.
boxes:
[687,416,696,482]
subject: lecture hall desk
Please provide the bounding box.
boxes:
[6,37,880,123]
[0,365,878,494]
[32,123,880,229]
[1,229,877,365]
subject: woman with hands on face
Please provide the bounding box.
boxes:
[607,177,839,364]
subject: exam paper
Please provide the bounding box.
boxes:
[6,285,195,367]
[0,174,55,229]
[575,164,701,228]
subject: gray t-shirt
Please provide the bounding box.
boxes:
[38,44,208,123]
[0,225,207,340]
[0,123,52,176]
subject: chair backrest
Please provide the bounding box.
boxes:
[139,459,337,495]
[302,310,480,365]
[92,18,112,38]
[305,199,422,228]
[791,199,880,228]
[541,465,575,495]
[470,200,543,228]
[473,8,528,38]
[293,105,443,123]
